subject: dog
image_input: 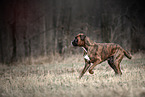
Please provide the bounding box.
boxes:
[71,33,132,79]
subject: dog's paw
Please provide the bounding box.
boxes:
[89,70,94,74]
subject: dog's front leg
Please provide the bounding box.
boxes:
[79,61,91,79]
[89,59,101,74]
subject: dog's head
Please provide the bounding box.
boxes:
[72,33,86,47]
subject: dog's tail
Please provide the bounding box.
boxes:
[123,50,132,59]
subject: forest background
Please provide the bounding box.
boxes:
[0,0,145,64]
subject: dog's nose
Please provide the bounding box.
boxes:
[71,40,78,46]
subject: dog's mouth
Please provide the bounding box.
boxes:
[71,39,78,46]
[72,41,78,46]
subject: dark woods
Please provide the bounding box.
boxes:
[0,0,145,64]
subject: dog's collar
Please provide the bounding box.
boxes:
[82,47,87,53]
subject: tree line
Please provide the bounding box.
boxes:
[0,0,145,64]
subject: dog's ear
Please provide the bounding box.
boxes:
[80,35,86,41]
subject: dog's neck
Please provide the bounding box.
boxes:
[83,37,95,51]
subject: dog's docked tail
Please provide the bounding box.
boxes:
[123,50,132,59]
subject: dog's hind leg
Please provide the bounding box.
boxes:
[113,50,124,75]
[108,56,118,74]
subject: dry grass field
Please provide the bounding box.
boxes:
[0,53,145,97]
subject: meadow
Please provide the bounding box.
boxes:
[0,53,145,97]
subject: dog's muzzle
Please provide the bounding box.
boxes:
[71,39,78,46]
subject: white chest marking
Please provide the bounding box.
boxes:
[84,55,90,61]
[82,47,90,61]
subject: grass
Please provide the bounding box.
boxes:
[0,53,145,97]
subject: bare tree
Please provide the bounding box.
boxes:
[109,14,124,42]
[23,0,29,58]
[43,16,47,56]
[0,30,4,63]
[11,21,17,63]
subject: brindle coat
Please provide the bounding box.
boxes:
[72,33,132,79]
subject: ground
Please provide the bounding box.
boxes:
[0,53,145,97]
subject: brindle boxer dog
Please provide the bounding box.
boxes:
[72,33,132,79]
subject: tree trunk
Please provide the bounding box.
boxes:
[28,39,31,64]
[11,22,17,63]
[11,0,18,63]
[43,16,47,56]
[0,31,4,63]
[23,0,28,58]
[52,0,58,54]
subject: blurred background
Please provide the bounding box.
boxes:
[0,0,145,64]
